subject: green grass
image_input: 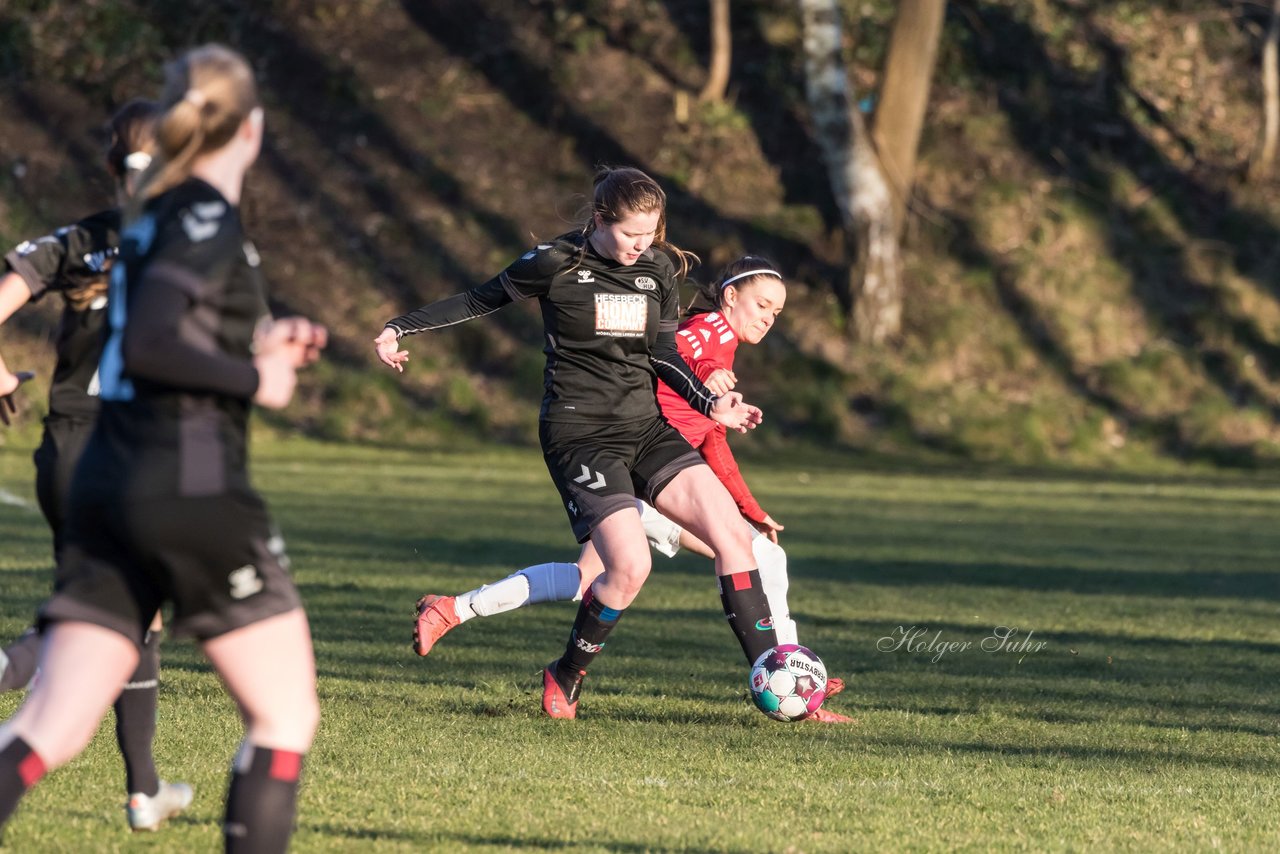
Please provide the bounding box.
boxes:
[0,437,1277,851]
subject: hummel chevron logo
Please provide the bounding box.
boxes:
[572,465,607,489]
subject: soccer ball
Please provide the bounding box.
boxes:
[749,644,828,722]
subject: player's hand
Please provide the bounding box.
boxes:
[752,514,785,544]
[255,316,327,369]
[252,348,299,410]
[709,391,762,434]
[0,371,34,427]
[702,368,737,397]
[374,327,409,372]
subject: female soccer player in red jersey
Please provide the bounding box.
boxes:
[0,45,325,853]
[377,167,777,719]
[409,256,852,723]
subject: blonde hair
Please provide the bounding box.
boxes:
[579,166,697,279]
[130,44,258,213]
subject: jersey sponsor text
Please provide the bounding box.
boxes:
[594,292,647,338]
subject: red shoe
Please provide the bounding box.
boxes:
[542,661,584,720]
[805,706,855,724]
[826,677,845,698]
[413,594,460,656]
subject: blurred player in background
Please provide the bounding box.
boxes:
[0,98,194,830]
[0,44,326,854]
[409,255,852,723]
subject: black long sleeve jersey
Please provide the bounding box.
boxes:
[87,179,268,499]
[385,233,719,424]
[3,209,121,421]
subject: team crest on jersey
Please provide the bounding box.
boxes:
[181,201,227,243]
[594,293,647,338]
[228,565,264,600]
[634,276,656,291]
[577,269,596,284]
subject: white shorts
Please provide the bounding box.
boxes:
[638,499,683,558]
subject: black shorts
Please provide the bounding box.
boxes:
[540,414,704,543]
[33,416,94,561]
[41,488,302,646]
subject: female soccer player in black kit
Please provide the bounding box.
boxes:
[375,166,778,719]
[0,45,326,854]
[0,99,194,830]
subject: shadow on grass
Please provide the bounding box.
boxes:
[864,734,1278,774]
[303,823,749,853]
[798,556,1280,602]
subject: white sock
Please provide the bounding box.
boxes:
[454,562,582,623]
[753,531,798,645]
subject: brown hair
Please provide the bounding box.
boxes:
[685,254,785,317]
[131,44,259,212]
[63,100,159,310]
[104,99,158,181]
[579,165,697,279]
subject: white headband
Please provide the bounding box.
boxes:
[720,268,783,290]
[123,151,152,172]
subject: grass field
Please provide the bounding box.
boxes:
[0,437,1277,852]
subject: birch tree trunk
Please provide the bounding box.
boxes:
[699,0,732,103]
[1251,0,1280,179]
[797,0,901,343]
[872,0,947,237]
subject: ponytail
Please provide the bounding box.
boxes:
[104,99,157,181]
[128,44,258,219]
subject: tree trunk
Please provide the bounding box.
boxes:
[699,0,731,103]
[872,0,947,237]
[1251,0,1280,179]
[797,0,900,343]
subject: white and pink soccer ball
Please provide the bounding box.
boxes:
[748,644,828,722]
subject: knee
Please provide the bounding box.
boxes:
[709,523,753,563]
[606,555,651,600]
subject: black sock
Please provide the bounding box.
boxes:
[224,743,304,854]
[555,589,623,694]
[0,630,41,693]
[719,569,779,665]
[0,737,46,829]
[115,630,160,796]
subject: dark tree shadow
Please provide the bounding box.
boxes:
[947,1,1280,463]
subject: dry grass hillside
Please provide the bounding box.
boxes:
[2,0,1278,470]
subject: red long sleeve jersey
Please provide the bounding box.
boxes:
[655,311,767,524]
